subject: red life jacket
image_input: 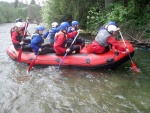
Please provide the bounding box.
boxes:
[10,26,18,37]
[10,26,23,42]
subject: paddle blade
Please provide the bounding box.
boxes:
[131,61,140,73]
[27,60,35,72]
[17,48,22,62]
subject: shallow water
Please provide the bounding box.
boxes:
[0,23,150,113]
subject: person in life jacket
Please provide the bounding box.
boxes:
[92,25,127,54]
[48,22,60,45]
[30,25,55,55]
[98,21,116,33]
[10,22,31,51]
[67,20,85,48]
[15,18,29,38]
[54,22,80,55]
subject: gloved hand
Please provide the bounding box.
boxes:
[20,41,24,45]
[71,27,75,31]
[66,48,70,53]
[126,49,129,52]
[38,48,42,52]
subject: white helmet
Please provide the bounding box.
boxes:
[107,25,119,32]
[52,22,58,27]
[16,22,23,27]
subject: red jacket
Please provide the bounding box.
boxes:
[11,25,26,44]
[54,31,77,55]
[92,36,126,54]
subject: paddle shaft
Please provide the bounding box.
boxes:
[119,31,140,72]
[27,53,39,72]
[119,31,132,60]
[58,32,79,69]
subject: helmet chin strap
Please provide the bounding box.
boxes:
[108,30,113,35]
[61,30,67,34]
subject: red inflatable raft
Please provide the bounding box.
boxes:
[6,40,134,69]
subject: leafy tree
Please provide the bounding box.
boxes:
[0,2,16,23]
[30,0,36,5]
[16,7,28,21]
[0,5,6,23]
[14,0,18,8]
[28,4,42,25]
[42,0,97,28]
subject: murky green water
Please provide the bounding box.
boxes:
[0,23,150,113]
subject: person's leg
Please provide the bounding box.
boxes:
[81,39,85,48]
[13,43,21,50]
[39,47,55,55]
[104,46,110,53]
[73,45,80,53]
[76,38,85,48]
[22,44,32,52]
[68,45,80,54]
[22,38,31,44]
[42,44,53,48]
[67,39,74,47]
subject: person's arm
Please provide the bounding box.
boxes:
[54,34,66,53]
[11,31,19,44]
[21,22,28,36]
[43,31,49,38]
[67,31,77,39]
[107,36,126,52]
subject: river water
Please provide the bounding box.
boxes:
[0,23,150,113]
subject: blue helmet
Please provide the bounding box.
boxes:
[72,21,79,26]
[60,22,70,30]
[36,25,45,31]
[108,21,116,26]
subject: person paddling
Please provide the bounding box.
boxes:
[67,20,85,48]
[30,25,55,55]
[10,22,31,51]
[54,22,80,56]
[92,25,128,54]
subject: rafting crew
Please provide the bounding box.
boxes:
[10,18,31,51]
[30,25,55,55]
[11,19,130,56]
[92,24,127,54]
[67,20,85,49]
[54,22,80,55]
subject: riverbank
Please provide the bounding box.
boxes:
[80,32,150,48]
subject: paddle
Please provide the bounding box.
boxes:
[58,32,79,70]
[119,31,140,73]
[17,20,28,62]
[27,52,39,72]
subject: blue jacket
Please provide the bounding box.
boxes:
[67,27,78,33]
[30,32,49,55]
[49,27,60,44]
[49,27,60,39]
